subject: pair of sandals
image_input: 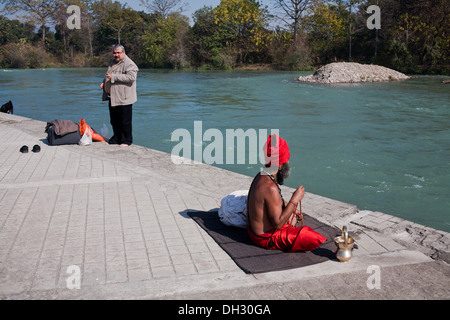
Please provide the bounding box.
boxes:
[20,145,41,153]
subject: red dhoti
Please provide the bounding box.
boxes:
[247,223,327,252]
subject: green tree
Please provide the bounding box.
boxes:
[0,0,58,43]
[141,12,190,68]
[52,0,96,64]
[190,6,232,68]
[93,1,145,59]
[213,0,271,64]
[372,0,449,74]
[305,0,347,63]
[0,15,34,45]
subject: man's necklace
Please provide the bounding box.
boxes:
[261,170,285,203]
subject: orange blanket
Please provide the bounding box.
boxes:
[78,119,105,142]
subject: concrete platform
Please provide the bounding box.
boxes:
[0,113,449,300]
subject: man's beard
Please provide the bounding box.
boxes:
[277,163,291,185]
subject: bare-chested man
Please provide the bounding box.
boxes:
[247,134,326,252]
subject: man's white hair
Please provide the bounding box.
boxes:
[113,44,125,52]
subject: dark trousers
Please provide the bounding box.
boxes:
[108,102,133,146]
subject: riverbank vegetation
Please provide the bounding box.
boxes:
[0,0,448,74]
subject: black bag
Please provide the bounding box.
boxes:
[47,125,82,146]
[1,101,13,114]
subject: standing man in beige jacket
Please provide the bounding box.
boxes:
[101,44,139,147]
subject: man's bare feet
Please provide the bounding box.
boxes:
[120,144,129,148]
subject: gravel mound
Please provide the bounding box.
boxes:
[297,62,410,84]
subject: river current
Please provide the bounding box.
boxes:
[1,68,449,232]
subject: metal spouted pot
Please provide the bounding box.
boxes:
[334,226,355,262]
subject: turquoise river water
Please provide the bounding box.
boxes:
[1,68,449,232]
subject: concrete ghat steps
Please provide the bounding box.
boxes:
[0,113,448,300]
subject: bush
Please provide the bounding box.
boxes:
[0,40,56,68]
[210,51,235,70]
[284,44,313,71]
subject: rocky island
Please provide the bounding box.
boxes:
[297,62,411,84]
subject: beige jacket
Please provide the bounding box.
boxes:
[102,55,139,107]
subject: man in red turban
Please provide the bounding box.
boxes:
[246,134,326,252]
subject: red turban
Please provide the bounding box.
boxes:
[264,134,290,167]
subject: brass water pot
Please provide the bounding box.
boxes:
[334,226,355,262]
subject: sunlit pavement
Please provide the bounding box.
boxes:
[0,113,449,300]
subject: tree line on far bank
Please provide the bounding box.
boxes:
[0,0,448,75]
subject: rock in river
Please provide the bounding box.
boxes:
[297,62,410,84]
